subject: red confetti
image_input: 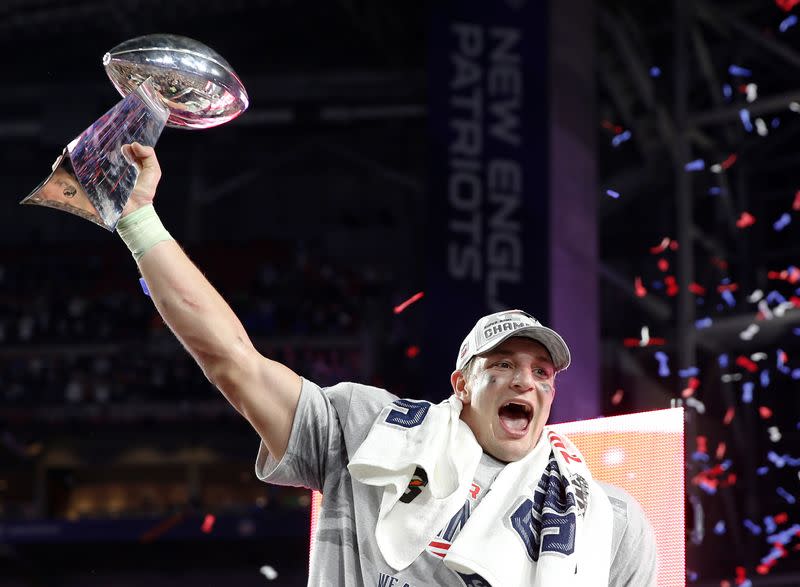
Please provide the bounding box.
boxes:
[697,435,708,454]
[669,240,679,250]
[716,442,727,460]
[775,512,789,524]
[649,237,671,254]
[393,291,425,314]
[657,258,669,272]
[611,389,624,405]
[689,283,706,295]
[736,212,756,228]
[721,153,738,170]
[405,345,420,358]
[735,355,759,373]
[759,406,773,419]
[793,190,800,211]
[711,257,729,270]
[717,282,739,293]
[201,514,215,534]
[634,276,647,298]
[789,267,800,283]
[664,275,679,296]
[776,0,800,12]
[724,407,735,425]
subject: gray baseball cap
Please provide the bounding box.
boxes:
[455,309,571,372]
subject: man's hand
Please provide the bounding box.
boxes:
[121,142,161,216]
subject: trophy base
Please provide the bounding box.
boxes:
[20,77,168,231]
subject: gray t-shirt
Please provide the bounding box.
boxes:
[256,379,657,586]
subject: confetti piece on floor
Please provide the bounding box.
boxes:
[736,212,757,228]
[393,291,424,314]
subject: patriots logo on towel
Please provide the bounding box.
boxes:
[400,466,428,504]
[569,473,589,517]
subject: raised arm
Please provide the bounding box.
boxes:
[118,142,301,460]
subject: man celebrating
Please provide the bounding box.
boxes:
[116,143,656,586]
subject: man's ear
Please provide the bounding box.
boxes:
[450,369,471,404]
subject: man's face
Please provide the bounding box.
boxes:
[451,337,556,462]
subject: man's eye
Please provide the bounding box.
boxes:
[497,361,511,368]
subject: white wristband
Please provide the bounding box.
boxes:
[116,204,173,261]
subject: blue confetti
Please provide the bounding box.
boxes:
[794,328,800,336]
[719,354,729,368]
[708,186,723,196]
[743,519,762,535]
[776,487,796,504]
[792,368,800,380]
[654,351,670,377]
[611,130,632,147]
[764,516,777,534]
[606,189,620,199]
[649,66,661,78]
[780,14,798,33]
[740,109,753,132]
[768,524,800,545]
[766,290,787,304]
[773,212,791,231]
[729,64,753,77]
[713,520,726,535]
[139,277,150,297]
[692,450,710,463]
[760,370,770,388]
[678,367,700,377]
[695,317,713,329]
[742,381,754,403]
[722,83,733,100]
[651,280,664,290]
[757,466,769,475]
[771,117,781,128]
[684,159,705,172]
[768,451,786,468]
[687,570,698,582]
[721,289,736,307]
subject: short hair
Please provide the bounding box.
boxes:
[459,355,478,382]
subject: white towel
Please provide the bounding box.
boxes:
[348,396,483,570]
[348,396,613,586]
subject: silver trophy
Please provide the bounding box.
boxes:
[20,34,249,231]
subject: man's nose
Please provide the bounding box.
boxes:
[511,369,535,391]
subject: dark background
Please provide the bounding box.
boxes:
[0,1,798,585]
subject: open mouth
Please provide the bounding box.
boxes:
[498,401,532,437]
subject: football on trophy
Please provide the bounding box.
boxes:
[102,34,249,130]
